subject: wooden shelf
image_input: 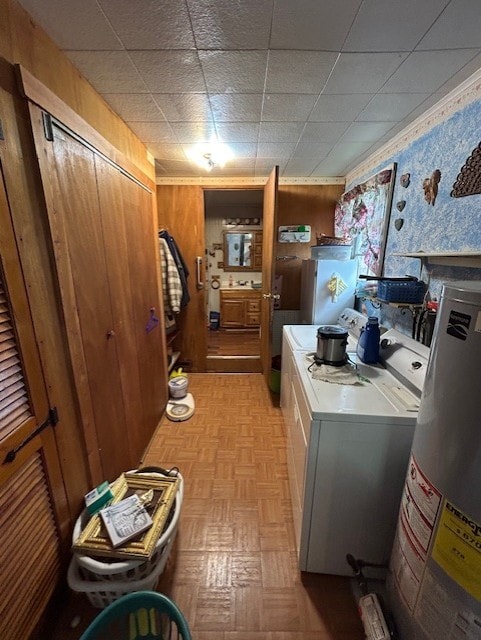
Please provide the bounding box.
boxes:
[393,251,481,268]
[359,295,422,316]
[166,331,179,346]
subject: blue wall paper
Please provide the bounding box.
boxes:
[350,96,481,337]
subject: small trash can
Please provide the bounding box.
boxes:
[209,311,220,330]
[269,355,282,394]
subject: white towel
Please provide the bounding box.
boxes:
[305,354,364,385]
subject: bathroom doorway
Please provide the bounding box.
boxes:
[204,188,264,372]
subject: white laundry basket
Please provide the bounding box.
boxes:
[68,470,183,607]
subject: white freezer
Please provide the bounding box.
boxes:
[300,258,358,324]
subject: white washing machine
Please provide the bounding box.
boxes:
[282,307,367,353]
[280,308,367,411]
[281,315,430,576]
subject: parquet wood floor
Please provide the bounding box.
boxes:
[207,328,261,356]
[47,374,364,640]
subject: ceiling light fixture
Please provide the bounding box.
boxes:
[188,141,233,172]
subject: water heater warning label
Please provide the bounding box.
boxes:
[432,500,481,601]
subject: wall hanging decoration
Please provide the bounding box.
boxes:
[396,200,406,211]
[450,141,481,197]
[422,169,441,205]
[400,173,411,188]
[334,164,397,277]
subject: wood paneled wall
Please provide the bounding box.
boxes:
[0,0,157,521]
[277,184,345,309]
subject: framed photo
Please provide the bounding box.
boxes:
[72,472,180,561]
[335,164,397,277]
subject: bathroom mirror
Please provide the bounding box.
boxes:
[223,231,256,271]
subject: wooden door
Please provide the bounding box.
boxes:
[155,185,206,372]
[0,161,68,640]
[261,166,279,383]
[28,107,165,482]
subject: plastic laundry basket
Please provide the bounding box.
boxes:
[68,471,183,607]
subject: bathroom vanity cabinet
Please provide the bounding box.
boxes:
[220,289,261,328]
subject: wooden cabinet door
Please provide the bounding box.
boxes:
[220,298,245,327]
[28,106,165,482]
[0,161,68,640]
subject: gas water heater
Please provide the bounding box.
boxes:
[387,280,481,639]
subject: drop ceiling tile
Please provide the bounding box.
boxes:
[357,93,432,121]
[343,0,450,52]
[341,121,396,142]
[265,51,338,94]
[187,0,272,49]
[311,158,346,178]
[309,94,374,122]
[257,143,297,159]
[261,94,318,122]
[259,122,305,143]
[417,0,481,49]
[328,141,375,164]
[270,0,362,50]
[255,158,288,173]
[218,164,256,177]
[292,142,332,160]
[129,51,206,93]
[98,0,195,49]
[199,51,268,93]
[380,49,480,93]
[435,52,481,93]
[170,122,217,143]
[283,157,323,176]
[103,94,166,121]
[126,121,177,143]
[145,143,187,161]
[66,51,148,93]
[210,94,263,122]
[323,52,409,94]
[223,142,258,158]
[299,122,351,144]
[152,94,212,122]
[155,159,189,176]
[216,123,260,143]
[397,94,444,123]
[311,158,350,177]
[18,0,121,49]
[221,158,257,170]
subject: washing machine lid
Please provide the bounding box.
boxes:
[293,350,421,423]
[284,307,363,351]
[284,324,318,351]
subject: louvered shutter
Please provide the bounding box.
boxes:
[0,276,31,439]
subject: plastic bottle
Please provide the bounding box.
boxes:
[356,316,380,364]
[228,275,233,287]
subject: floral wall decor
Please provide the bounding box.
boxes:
[334,164,397,276]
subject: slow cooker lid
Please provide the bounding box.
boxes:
[317,325,348,339]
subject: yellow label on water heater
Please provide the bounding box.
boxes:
[431,499,481,601]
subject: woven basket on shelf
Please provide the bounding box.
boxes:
[316,234,352,246]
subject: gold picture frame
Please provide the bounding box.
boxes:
[72,472,180,561]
